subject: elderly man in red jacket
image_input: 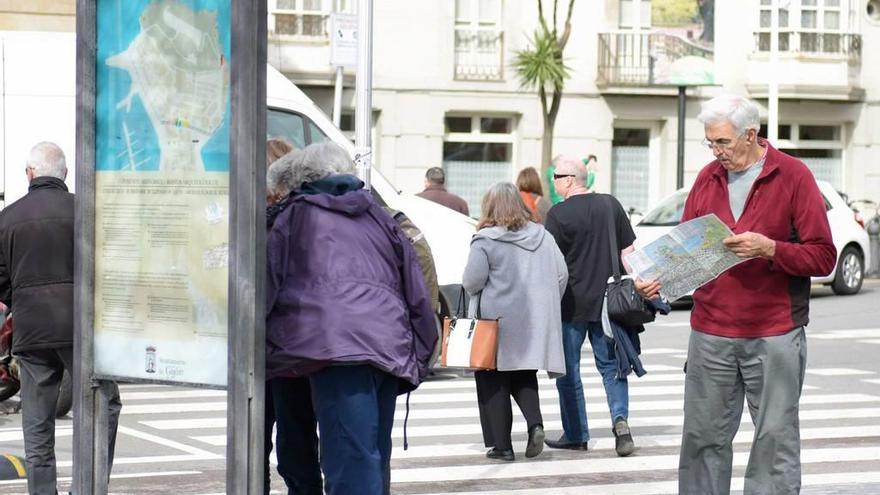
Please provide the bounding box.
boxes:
[639,95,836,495]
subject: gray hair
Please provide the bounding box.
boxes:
[425,167,445,185]
[27,142,67,180]
[697,94,761,136]
[268,142,355,196]
[266,149,305,199]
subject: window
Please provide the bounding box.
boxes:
[760,122,845,188]
[619,0,652,29]
[267,109,330,149]
[442,114,516,216]
[270,0,355,38]
[454,0,504,81]
[756,0,851,54]
[611,128,651,214]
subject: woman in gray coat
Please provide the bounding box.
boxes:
[462,182,568,462]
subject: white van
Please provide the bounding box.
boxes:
[0,31,474,316]
[265,66,475,314]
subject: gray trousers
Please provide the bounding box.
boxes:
[678,327,807,495]
[17,347,122,495]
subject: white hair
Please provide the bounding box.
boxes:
[301,142,356,178]
[267,142,355,196]
[697,94,761,136]
[27,142,67,180]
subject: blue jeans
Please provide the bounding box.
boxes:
[310,364,398,495]
[555,321,629,442]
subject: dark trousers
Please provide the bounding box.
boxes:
[310,365,397,495]
[264,377,322,495]
[17,347,121,495]
[475,369,543,451]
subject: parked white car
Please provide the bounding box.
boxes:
[266,66,476,315]
[632,180,870,295]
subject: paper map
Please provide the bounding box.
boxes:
[625,214,748,301]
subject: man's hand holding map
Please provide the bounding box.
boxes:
[624,214,752,301]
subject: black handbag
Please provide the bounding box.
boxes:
[604,198,656,327]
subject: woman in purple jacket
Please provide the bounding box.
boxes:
[266,142,437,495]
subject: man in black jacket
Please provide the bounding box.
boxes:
[0,142,121,494]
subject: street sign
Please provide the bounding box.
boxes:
[330,12,357,67]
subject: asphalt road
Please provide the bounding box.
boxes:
[0,280,878,494]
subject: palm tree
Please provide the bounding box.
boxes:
[513,0,575,189]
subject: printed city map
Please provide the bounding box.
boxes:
[625,214,748,301]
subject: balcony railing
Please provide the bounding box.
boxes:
[754,31,861,62]
[597,32,714,87]
[454,27,504,81]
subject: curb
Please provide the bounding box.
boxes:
[0,453,26,480]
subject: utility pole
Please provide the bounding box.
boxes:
[355,0,373,190]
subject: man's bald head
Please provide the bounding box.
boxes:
[552,155,588,185]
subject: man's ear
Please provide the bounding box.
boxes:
[63,168,69,181]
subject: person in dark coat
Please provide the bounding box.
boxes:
[416,167,470,215]
[266,142,437,495]
[262,139,323,495]
[0,142,121,495]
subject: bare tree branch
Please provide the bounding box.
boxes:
[553,0,559,38]
[559,0,575,49]
[537,0,550,35]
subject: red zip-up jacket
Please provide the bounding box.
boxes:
[683,140,836,338]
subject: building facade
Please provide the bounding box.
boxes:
[4,0,877,215]
[269,0,880,216]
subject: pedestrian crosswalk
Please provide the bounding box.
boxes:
[1,328,879,494]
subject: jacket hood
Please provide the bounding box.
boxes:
[474,222,545,252]
[296,175,372,216]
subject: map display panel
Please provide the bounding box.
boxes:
[625,214,748,301]
[94,0,230,386]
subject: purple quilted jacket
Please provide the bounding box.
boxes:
[265,179,437,393]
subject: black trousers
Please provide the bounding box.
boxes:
[474,369,543,451]
[264,376,322,495]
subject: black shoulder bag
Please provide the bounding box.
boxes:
[604,198,656,327]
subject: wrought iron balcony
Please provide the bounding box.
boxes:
[754,31,861,62]
[597,31,714,87]
[454,27,505,81]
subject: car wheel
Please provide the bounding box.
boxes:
[831,245,864,295]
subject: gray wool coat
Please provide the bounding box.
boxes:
[462,222,568,377]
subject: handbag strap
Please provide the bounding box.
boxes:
[456,287,484,319]
[455,287,466,317]
[605,195,622,282]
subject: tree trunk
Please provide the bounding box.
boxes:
[541,115,555,195]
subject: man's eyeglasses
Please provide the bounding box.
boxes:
[701,137,738,151]
[553,174,575,180]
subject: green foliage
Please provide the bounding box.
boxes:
[652,0,698,27]
[512,28,570,91]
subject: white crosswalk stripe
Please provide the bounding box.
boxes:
[1,339,878,494]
